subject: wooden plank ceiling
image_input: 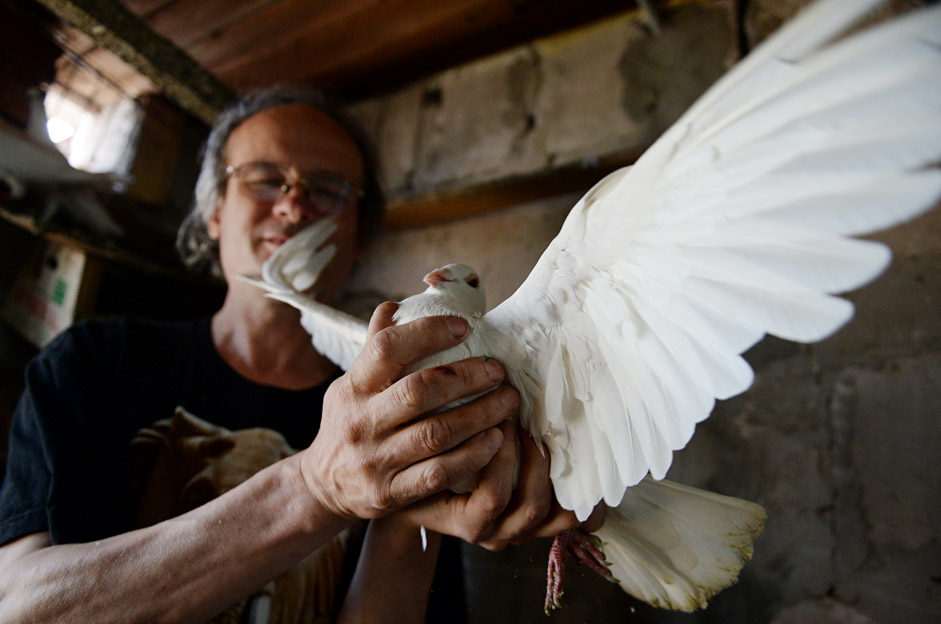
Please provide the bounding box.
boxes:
[32,0,655,234]
[54,0,641,109]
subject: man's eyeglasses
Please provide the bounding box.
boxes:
[224,161,363,214]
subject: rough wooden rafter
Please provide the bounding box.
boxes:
[34,0,233,124]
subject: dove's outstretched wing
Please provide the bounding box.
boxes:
[265,215,340,294]
[483,0,941,521]
[239,216,369,371]
[237,215,338,296]
[267,290,367,371]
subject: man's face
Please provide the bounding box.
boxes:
[209,103,365,304]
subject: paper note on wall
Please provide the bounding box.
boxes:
[3,241,88,347]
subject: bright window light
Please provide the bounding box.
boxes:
[46,116,75,144]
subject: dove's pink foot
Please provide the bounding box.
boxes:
[544,528,614,614]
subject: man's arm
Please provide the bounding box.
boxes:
[335,417,519,624]
[337,515,443,624]
[0,308,515,624]
[335,416,607,624]
[403,425,607,551]
[0,457,344,623]
[0,532,49,569]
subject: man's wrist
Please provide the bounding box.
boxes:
[371,514,442,555]
[282,453,352,540]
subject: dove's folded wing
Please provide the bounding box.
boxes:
[484,0,941,521]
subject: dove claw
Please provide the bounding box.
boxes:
[544,529,613,614]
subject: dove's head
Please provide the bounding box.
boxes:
[422,263,486,316]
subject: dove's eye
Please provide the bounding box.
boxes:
[465,275,480,288]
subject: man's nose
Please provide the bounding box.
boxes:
[272,186,315,223]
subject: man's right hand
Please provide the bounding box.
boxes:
[301,301,520,520]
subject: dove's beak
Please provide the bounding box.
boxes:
[423,269,450,287]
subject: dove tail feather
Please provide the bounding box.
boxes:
[596,478,766,612]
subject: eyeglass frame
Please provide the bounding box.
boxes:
[223,161,364,215]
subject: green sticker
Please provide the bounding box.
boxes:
[53,279,68,306]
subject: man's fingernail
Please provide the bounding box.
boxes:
[448,317,467,339]
[484,427,504,451]
[485,358,504,382]
[498,387,520,410]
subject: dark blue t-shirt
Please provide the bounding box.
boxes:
[0,317,333,546]
[0,315,467,622]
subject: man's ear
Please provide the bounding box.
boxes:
[207,199,223,240]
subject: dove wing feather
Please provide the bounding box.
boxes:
[265,292,367,372]
[240,216,368,371]
[262,216,339,294]
[485,0,941,521]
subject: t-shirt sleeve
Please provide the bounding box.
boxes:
[0,388,51,545]
[0,321,127,546]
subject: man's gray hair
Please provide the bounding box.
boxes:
[176,85,384,276]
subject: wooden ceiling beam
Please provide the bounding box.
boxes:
[34,0,233,124]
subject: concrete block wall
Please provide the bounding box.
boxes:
[341,1,940,622]
[349,1,737,200]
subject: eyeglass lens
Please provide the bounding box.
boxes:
[234,163,358,214]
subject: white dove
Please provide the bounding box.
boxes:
[244,0,941,612]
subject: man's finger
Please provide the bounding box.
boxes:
[388,427,504,508]
[365,301,398,340]
[389,385,519,458]
[351,313,470,391]
[459,420,518,540]
[483,428,554,542]
[381,358,507,423]
[503,431,599,542]
[399,421,517,542]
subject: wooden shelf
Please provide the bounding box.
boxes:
[0,204,218,286]
[383,149,642,229]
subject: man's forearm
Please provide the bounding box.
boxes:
[337,515,441,624]
[0,455,349,624]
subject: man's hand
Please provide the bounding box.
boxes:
[394,422,606,550]
[302,302,521,520]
